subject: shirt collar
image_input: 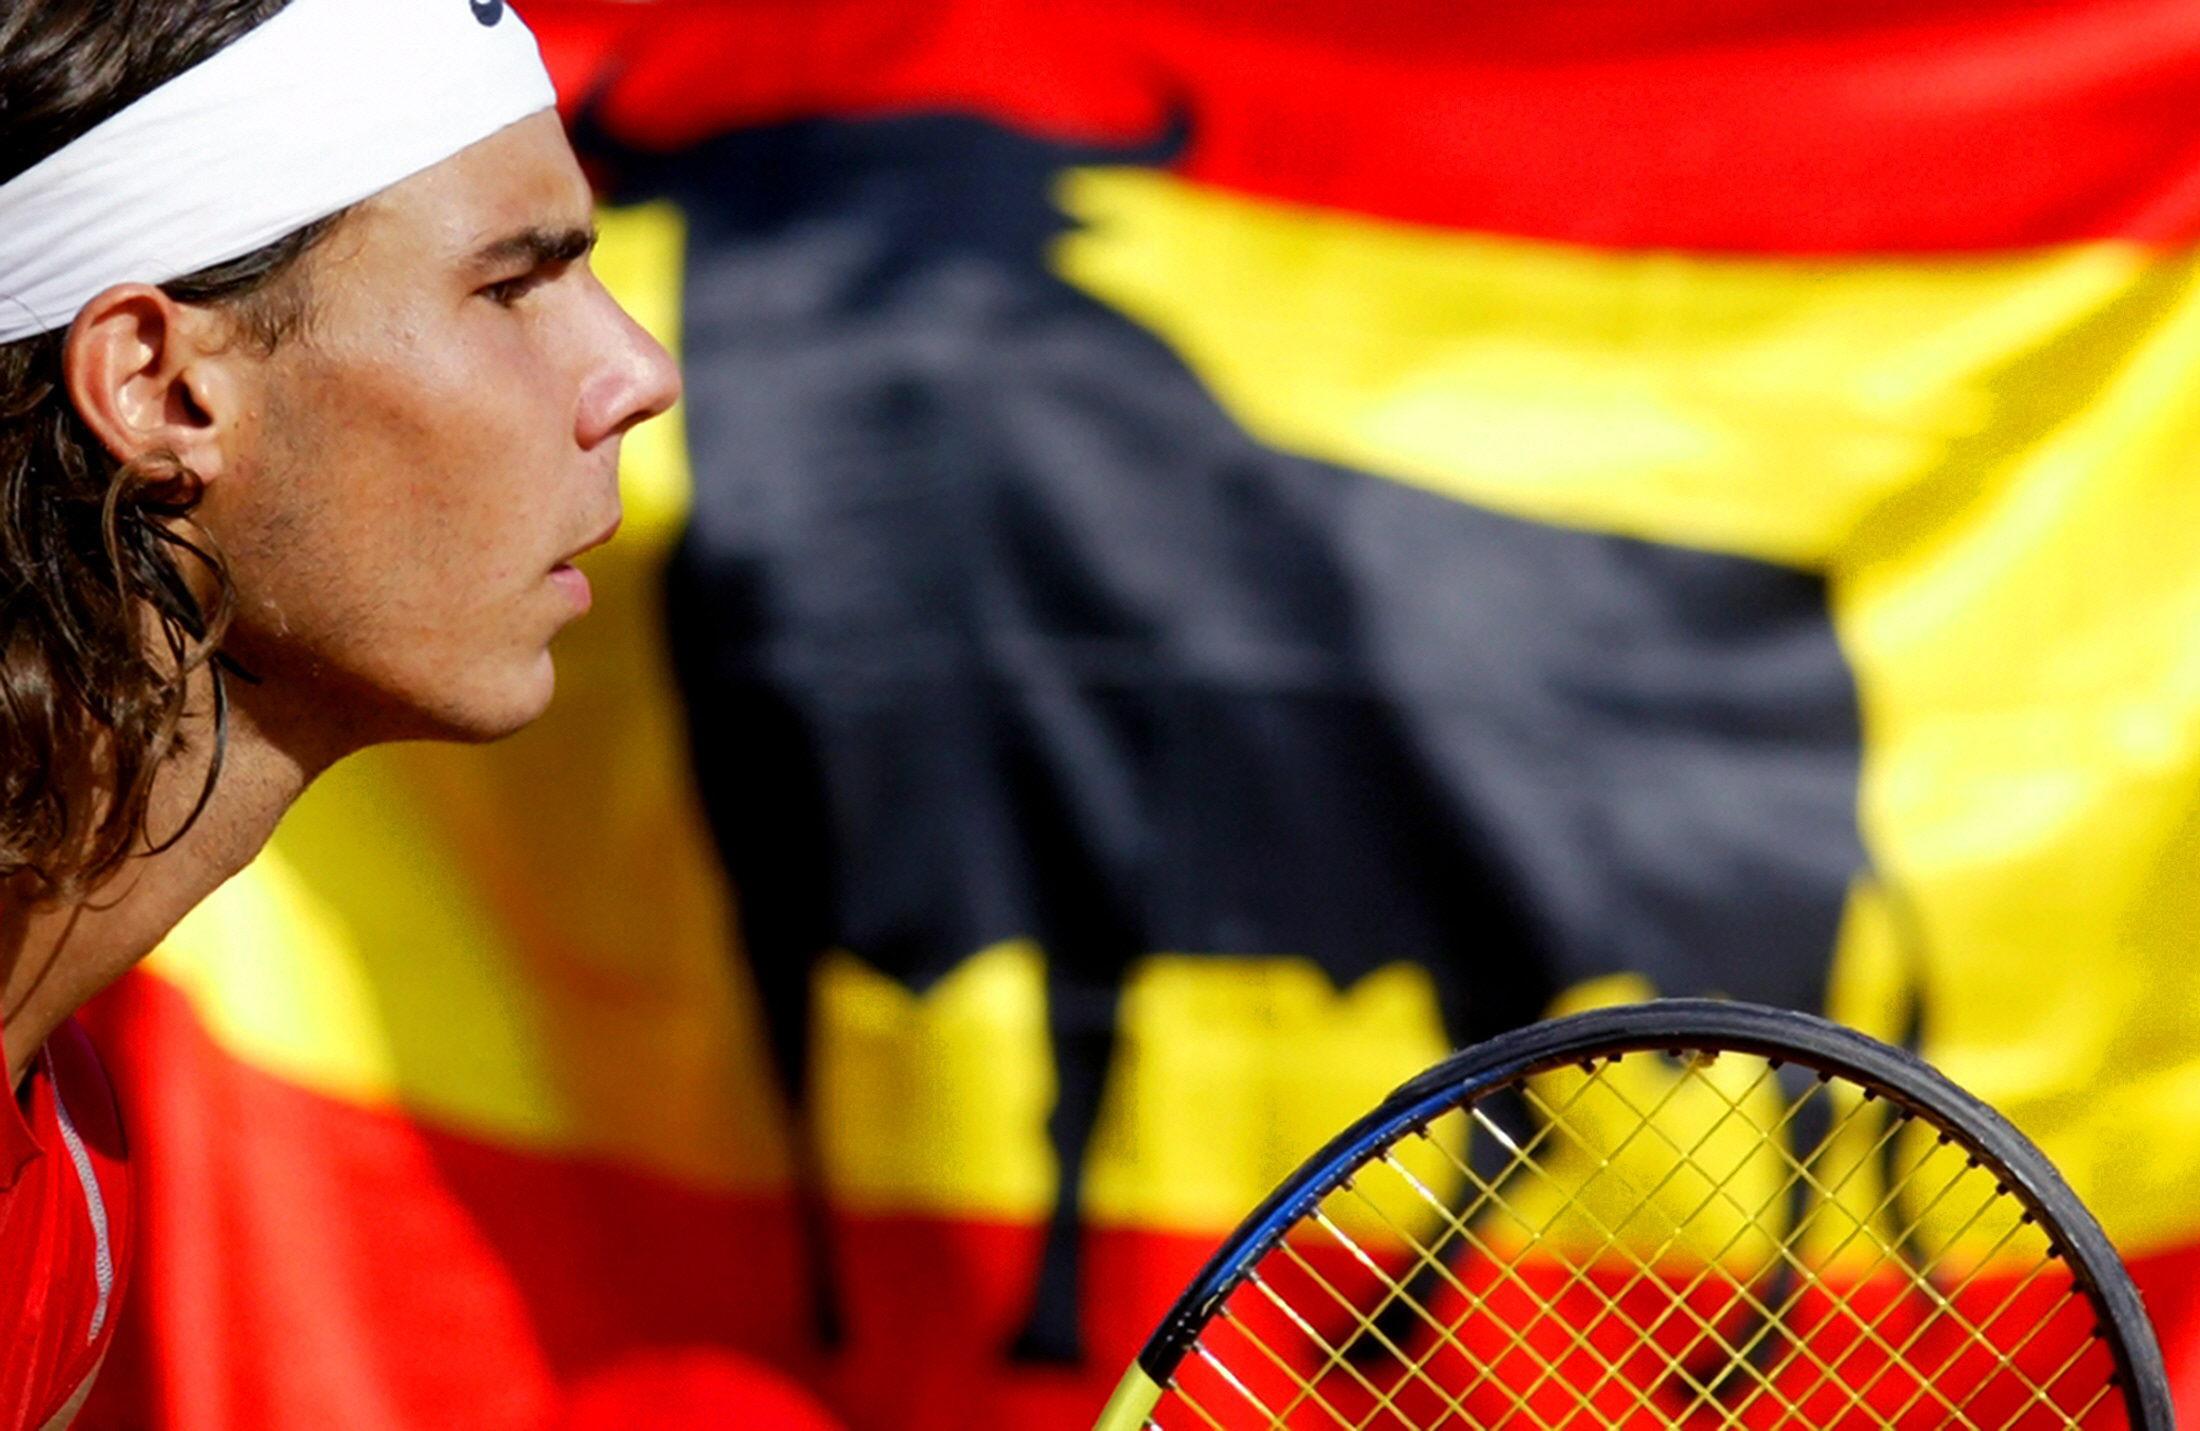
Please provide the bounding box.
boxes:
[2,1033,43,1191]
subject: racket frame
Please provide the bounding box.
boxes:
[1100,998,2173,1430]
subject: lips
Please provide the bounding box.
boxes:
[556,513,623,569]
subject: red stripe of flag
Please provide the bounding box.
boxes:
[74,974,828,1430]
[530,0,2200,254]
[72,977,2200,1425]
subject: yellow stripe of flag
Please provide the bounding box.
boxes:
[1053,167,2200,1254]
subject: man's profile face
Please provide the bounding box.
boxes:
[202,110,680,749]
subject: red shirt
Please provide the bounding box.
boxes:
[1,1020,132,1431]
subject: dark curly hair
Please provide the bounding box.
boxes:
[0,0,346,898]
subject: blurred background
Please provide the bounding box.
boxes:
[72,0,2200,1425]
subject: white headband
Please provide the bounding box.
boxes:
[0,0,558,345]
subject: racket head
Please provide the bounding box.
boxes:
[1105,999,2171,1431]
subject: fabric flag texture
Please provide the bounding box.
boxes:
[73,0,2200,1425]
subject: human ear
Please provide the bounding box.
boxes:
[62,285,251,484]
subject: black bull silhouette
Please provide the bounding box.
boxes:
[585,107,1876,1364]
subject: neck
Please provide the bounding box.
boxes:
[1,675,332,1089]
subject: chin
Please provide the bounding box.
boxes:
[231,631,565,753]
[464,657,560,741]
[411,652,560,745]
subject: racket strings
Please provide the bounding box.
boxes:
[1318,1195,1786,1431]
[1506,1067,2049,1428]
[1557,1058,2102,1425]
[1445,1075,1952,1429]
[1253,1063,1804,1431]
[1147,1051,2118,1430]
[1346,1091,1849,1430]
[1434,1068,1867,1408]
[1518,1066,1998,1417]
[1276,1228,1495,1429]
[1440,1082,1894,1425]
[1346,1160,1685,1429]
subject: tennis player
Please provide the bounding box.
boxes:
[0,1,680,1425]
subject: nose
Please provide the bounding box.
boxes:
[576,284,683,450]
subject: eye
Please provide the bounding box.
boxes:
[468,230,597,309]
[480,272,545,307]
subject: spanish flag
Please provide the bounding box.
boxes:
[80,1,2200,1426]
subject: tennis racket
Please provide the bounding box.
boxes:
[1093,999,2171,1431]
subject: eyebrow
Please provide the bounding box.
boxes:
[464,223,598,276]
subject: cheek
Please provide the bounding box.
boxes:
[236,291,603,630]
[226,382,490,635]
[295,347,556,579]
[381,326,575,509]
